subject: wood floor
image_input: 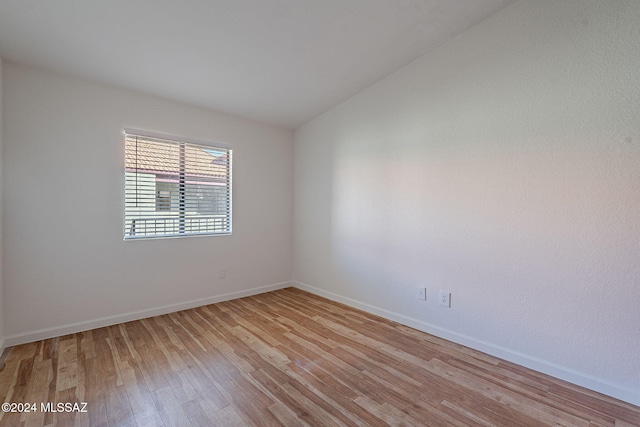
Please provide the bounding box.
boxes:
[0,288,638,427]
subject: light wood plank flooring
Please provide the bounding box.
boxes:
[0,288,638,426]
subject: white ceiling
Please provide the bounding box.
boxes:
[0,0,513,129]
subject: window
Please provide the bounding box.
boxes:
[155,183,173,211]
[124,130,232,239]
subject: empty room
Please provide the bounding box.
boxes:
[0,0,639,425]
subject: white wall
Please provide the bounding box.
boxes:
[3,63,293,343]
[0,57,4,352]
[293,0,640,405]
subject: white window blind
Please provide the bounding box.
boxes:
[124,130,232,239]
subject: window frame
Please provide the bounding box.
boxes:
[123,128,232,240]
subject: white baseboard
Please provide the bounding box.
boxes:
[4,281,291,348]
[293,280,640,407]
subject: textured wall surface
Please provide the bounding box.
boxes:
[293,0,640,404]
[3,63,293,341]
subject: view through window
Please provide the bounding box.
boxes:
[124,130,232,239]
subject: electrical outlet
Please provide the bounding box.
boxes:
[439,290,451,307]
[416,286,426,300]
[218,268,227,279]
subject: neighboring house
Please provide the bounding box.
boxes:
[124,135,230,237]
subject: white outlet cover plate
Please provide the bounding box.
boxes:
[439,291,451,307]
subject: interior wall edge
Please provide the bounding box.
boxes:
[292,280,640,407]
[0,56,4,358]
[4,280,292,348]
